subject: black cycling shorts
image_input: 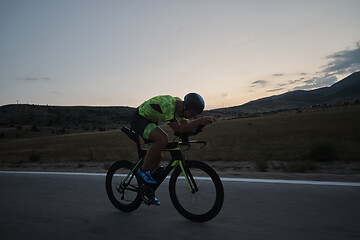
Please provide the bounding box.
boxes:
[130,109,158,139]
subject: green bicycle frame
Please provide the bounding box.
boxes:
[120,144,197,193]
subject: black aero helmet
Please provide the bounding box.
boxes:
[184,93,205,115]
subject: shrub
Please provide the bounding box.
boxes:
[29,151,41,162]
[31,125,40,132]
[77,163,85,168]
[309,142,338,162]
[98,127,106,131]
[282,161,318,173]
[255,159,268,172]
[89,150,96,161]
[103,163,112,170]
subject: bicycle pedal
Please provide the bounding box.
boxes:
[142,197,154,206]
[140,185,155,204]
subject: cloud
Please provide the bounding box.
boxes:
[288,79,302,85]
[249,43,359,93]
[233,38,258,48]
[291,42,360,91]
[276,80,297,87]
[293,75,337,91]
[323,42,360,75]
[23,77,38,81]
[251,80,268,88]
[267,88,283,92]
[208,93,229,102]
[19,77,51,81]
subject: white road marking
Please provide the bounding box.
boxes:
[1,171,359,187]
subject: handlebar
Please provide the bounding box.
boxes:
[174,124,204,141]
[174,125,206,150]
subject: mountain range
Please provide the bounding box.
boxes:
[0,72,359,129]
[213,71,360,114]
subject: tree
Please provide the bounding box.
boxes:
[31,125,40,132]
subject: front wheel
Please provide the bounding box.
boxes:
[106,160,142,212]
[169,160,224,222]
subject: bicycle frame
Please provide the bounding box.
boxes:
[120,127,198,192]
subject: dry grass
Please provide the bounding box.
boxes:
[184,105,360,170]
[0,131,137,164]
[0,105,360,173]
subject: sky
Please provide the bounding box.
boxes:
[1,0,360,109]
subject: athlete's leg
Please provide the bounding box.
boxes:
[142,127,168,172]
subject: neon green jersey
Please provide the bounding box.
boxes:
[138,95,186,123]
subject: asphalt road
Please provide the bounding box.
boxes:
[1,172,360,240]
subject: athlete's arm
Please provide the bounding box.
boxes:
[168,116,213,133]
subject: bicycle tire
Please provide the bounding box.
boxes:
[169,160,224,222]
[106,160,142,212]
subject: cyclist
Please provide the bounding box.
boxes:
[130,93,213,205]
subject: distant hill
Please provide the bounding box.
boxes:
[0,105,135,130]
[213,71,360,114]
[1,72,359,130]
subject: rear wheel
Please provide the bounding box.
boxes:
[106,160,142,212]
[169,160,224,222]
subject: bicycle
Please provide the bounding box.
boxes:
[105,125,224,222]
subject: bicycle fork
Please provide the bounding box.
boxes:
[178,160,199,194]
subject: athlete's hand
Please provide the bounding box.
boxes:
[197,116,214,125]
